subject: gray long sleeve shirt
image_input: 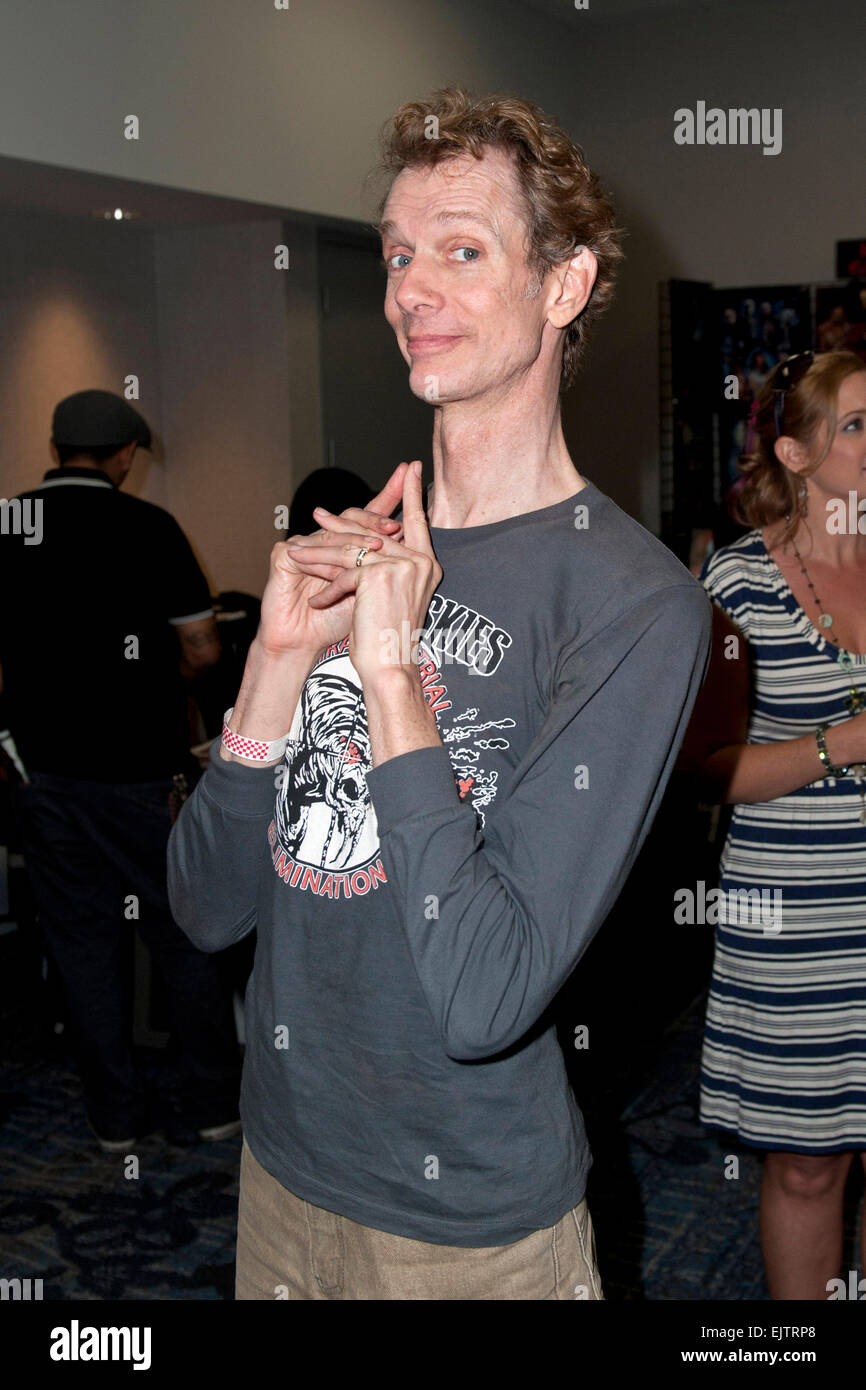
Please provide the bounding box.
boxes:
[167,478,711,1246]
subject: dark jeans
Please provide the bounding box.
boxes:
[13,769,242,1137]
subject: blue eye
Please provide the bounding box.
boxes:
[386,253,411,270]
[454,247,480,262]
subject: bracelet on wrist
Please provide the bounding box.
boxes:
[221,707,290,763]
[815,723,850,778]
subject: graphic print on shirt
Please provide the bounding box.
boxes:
[439,706,516,825]
[267,598,514,897]
[268,645,384,900]
[420,592,515,825]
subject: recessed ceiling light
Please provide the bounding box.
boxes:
[92,207,141,221]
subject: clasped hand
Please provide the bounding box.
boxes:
[281,459,442,686]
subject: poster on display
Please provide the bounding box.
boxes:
[661,275,865,574]
[815,280,866,361]
[716,285,812,502]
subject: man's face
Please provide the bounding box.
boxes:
[380,148,556,404]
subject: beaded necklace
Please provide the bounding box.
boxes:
[788,533,866,715]
[788,530,866,822]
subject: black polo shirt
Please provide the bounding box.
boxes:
[0,467,214,782]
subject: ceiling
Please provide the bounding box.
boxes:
[523,0,714,21]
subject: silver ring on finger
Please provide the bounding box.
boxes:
[355,546,370,568]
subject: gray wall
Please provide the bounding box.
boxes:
[0,209,165,502]
[0,211,318,595]
[555,0,866,526]
[153,218,301,596]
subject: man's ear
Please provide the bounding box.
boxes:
[546,246,598,331]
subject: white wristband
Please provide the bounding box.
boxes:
[221,707,290,763]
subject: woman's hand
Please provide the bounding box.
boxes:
[257,462,409,659]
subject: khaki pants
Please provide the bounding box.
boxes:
[235,1138,604,1301]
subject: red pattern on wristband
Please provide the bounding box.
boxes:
[221,722,272,761]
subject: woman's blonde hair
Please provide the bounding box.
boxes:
[734,349,866,544]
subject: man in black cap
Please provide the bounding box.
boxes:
[0,389,243,1150]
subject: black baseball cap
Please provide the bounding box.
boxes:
[51,390,152,451]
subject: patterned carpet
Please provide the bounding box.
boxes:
[1,981,862,1301]
[577,992,864,1301]
[580,994,771,1300]
[0,1042,241,1300]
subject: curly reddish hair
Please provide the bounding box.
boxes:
[368,87,624,390]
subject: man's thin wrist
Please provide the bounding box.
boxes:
[363,664,441,767]
[362,664,421,699]
[218,639,318,764]
[250,636,320,670]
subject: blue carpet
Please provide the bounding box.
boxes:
[0,1047,240,1300]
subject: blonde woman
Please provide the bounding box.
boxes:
[680,350,866,1299]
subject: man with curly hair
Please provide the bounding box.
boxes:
[168,88,711,1300]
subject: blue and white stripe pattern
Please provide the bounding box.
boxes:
[698,531,866,1152]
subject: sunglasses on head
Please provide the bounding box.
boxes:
[773,350,815,437]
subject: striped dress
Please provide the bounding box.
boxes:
[698,530,866,1152]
